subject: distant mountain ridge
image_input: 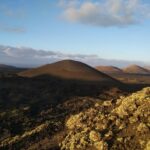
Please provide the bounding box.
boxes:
[123,65,150,74]
[1,61,150,75]
[0,64,28,73]
[0,64,17,70]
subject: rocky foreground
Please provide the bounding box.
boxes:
[61,88,150,150]
[0,87,149,150]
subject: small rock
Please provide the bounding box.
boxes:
[89,130,101,142]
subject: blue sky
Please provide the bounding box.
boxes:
[0,0,150,66]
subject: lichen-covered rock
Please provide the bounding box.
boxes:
[60,87,150,150]
[89,130,101,142]
[137,123,149,133]
[145,140,150,150]
[103,101,112,107]
[66,113,84,129]
[60,130,89,150]
[113,87,150,119]
[94,141,108,150]
[104,131,113,140]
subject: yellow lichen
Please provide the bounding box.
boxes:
[89,130,101,142]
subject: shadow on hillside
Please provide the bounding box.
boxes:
[0,74,119,106]
[0,74,149,110]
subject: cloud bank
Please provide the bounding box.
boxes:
[59,0,150,27]
[0,45,149,68]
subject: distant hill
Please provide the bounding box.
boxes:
[0,64,28,75]
[0,64,17,70]
[19,60,120,85]
[123,65,150,74]
[96,66,123,74]
[144,66,150,71]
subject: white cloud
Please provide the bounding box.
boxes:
[0,45,148,68]
[0,45,100,67]
[59,0,150,27]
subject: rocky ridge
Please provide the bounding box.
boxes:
[60,88,150,150]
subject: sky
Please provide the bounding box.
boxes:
[0,0,150,67]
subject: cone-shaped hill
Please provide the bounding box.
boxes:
[123,65,150,74]
[19,60,120,85]
[96,66,123,74]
